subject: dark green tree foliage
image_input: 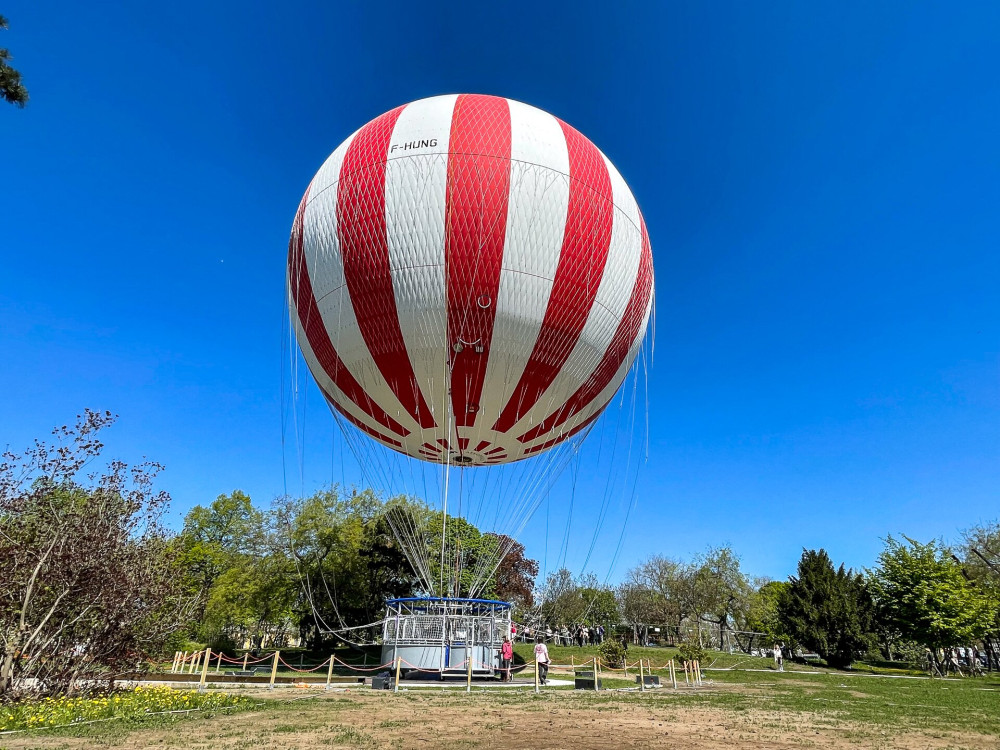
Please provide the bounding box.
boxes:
[0,15,28,107]
[778,549,875,668]
[871,536,996,653]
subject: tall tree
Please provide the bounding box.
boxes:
[746,581,792,646]
[870,536,996,663]
[274,487,416,645]
[0,411,189,698]
[484,535,538,608]
[538,569,617,627]
[959,521,1000,668]
[778,549,875,668]
[177,490,263,604]
[0,15,28,107]
[692,546,755,648]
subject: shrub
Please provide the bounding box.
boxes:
[677,632,706,664]
[598,638,627,668]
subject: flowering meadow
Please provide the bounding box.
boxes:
[0,685,255,732]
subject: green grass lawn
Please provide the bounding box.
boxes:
[6,660,1000,748]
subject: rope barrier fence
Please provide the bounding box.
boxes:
[165,650,705,692]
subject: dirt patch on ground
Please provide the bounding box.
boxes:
[1,687,994,750]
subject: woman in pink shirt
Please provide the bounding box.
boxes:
[500,635,513,681]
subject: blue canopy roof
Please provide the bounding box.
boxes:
[386,596,511,608]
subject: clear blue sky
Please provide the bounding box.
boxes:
[2,1,997,582]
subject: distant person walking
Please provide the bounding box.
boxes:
[534,636,550,685]
[773,643,784,672]
[500,635,513,682]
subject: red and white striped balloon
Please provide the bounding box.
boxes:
[288,94,653,466]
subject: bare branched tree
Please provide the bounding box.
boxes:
[0,410,192,699]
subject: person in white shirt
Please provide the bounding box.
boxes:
[534,636,550,685]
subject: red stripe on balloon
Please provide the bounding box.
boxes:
[492,119,614,434]
[522,409,601,455]
[332,401,403,448]
[445,94,512,429]
[336,104,437,430]
[288,185,410,439]
[517,214,653,444]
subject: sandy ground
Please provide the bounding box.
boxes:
[1,686,995,750]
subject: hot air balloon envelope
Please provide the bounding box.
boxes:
[288,94,654,466]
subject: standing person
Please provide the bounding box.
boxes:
[773,643,784,672]
[597,625,605,644]
[534,636,550,685]
[500,635,513,682]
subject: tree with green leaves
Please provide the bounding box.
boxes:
[870,536,997,668]
[746,580,792,648]
[778,549,876,668]
[959,521,1000,668]
[274,487,417,647]
[1,15,28,107]
[202,554,298,652]
[176,490,263,605]
[692,546,756,649]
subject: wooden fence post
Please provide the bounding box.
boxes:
[594,657,600,692]
[199,648,212,691]
[534,658,539,694]
[394,656,402,694]
[670,659,677,689]
[639,657,645,692]
[216,651,222,673]
[269,651,280,690]
[326,655,335,690]
[242,653,249,672]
